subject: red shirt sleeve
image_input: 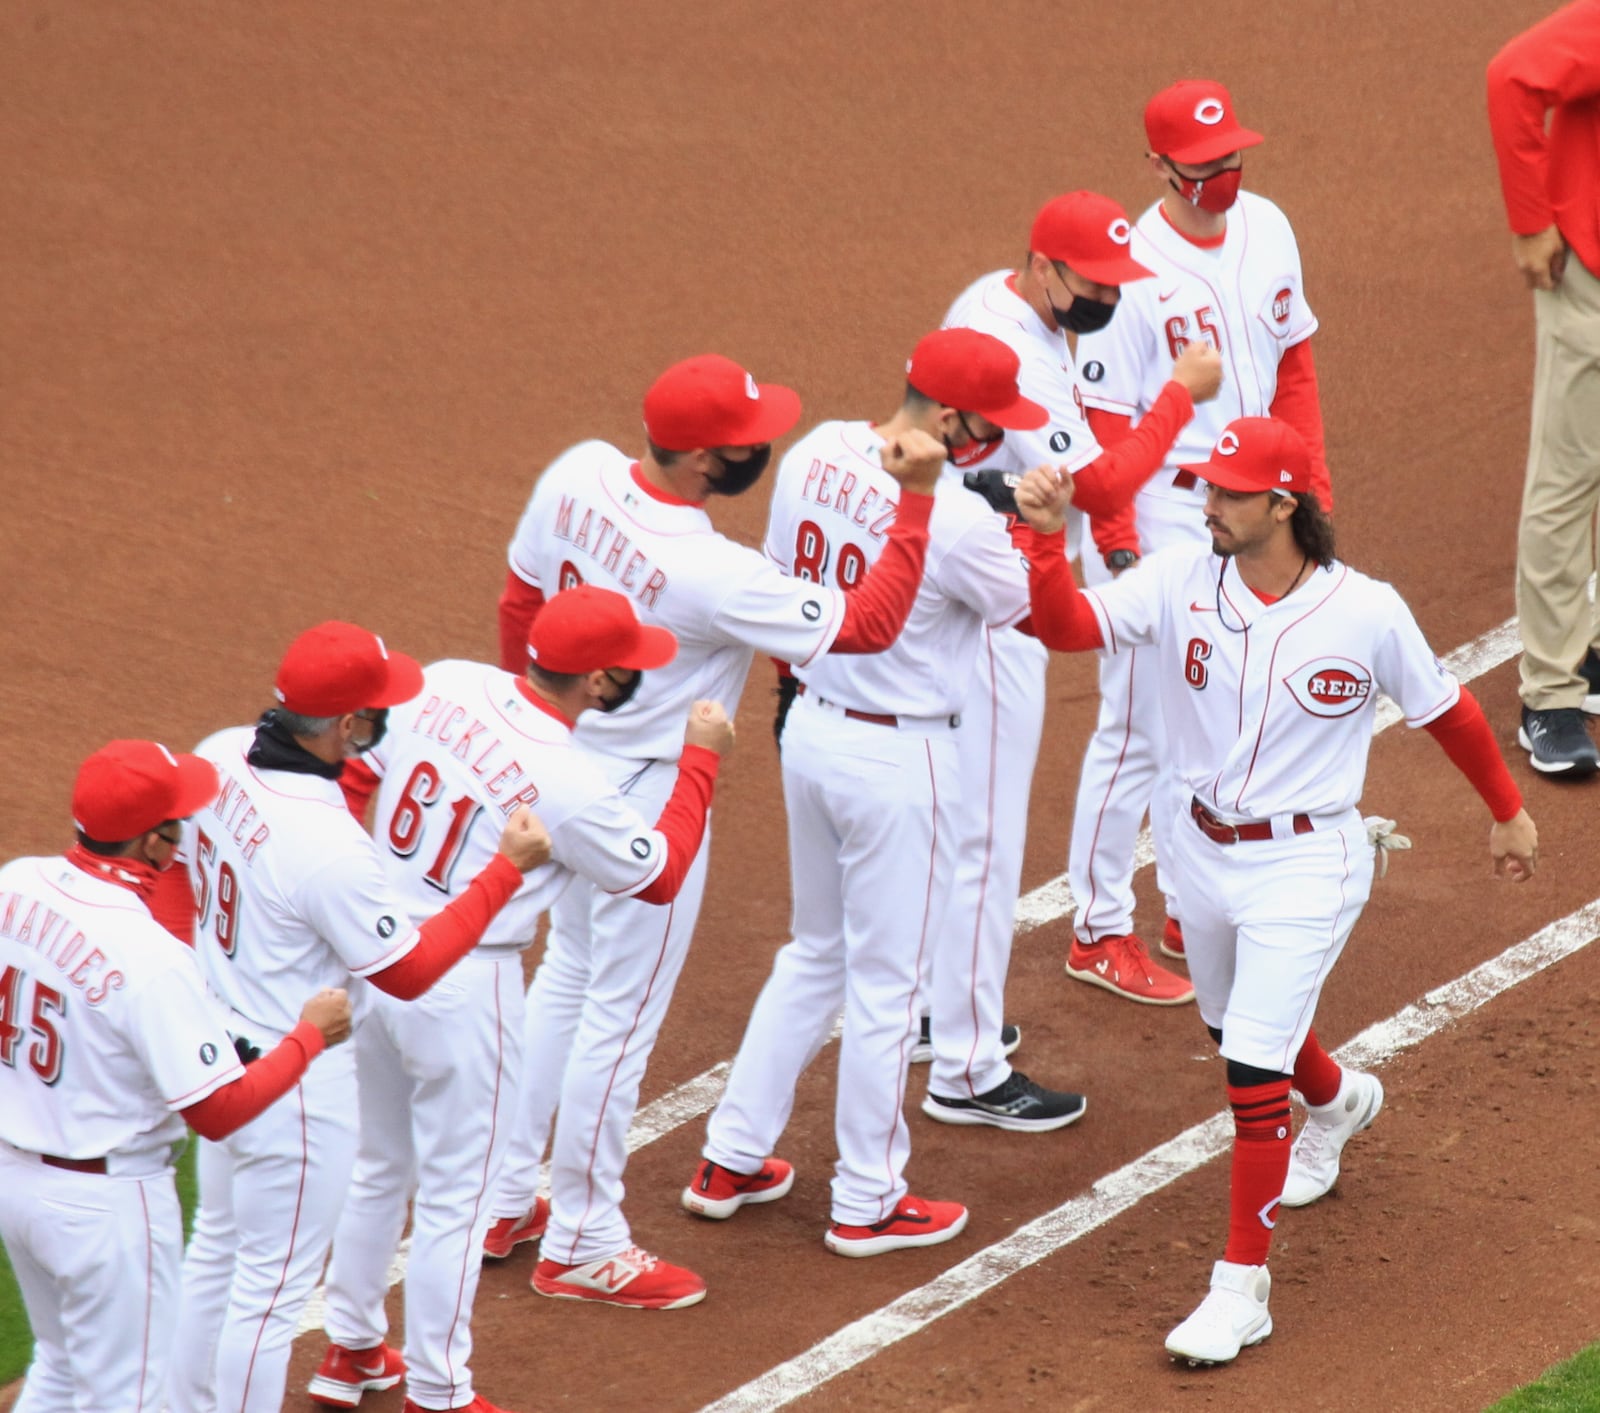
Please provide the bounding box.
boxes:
[1421,688,1524,822]
[1069,382,1195,518]
[1084,407,1140,558]
[367,853,523,1001]
[633,745,719,904]
[829,490,933,653]
[180,1021,328,1141]
[338,758,381,826]
[1269,339,1333,514]
[498,569,547,674]
[148,862,196,945]
[1017,526,1106,652]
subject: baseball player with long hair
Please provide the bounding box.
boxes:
[306,587,730,1411]
[168,623,551,1413]
[0,740,351,1413]
[1067,79,1335,1000]
[1014,416,1538,1363]
[488,355,942,1306]
[915,191,1222,1090]
[683,330,1086,1255]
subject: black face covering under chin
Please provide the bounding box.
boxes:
[707,445,773,497]
[1051,294,1117,335]
[355,708,390,753]
[599,673,643,713]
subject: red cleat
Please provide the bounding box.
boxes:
[482,1197,549,1260]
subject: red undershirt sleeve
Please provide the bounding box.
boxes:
[1067,381,1194,518]
[498,569,547,674]
[148,863,196,945]
[633,745,720,905]
[338,758,381,825]
[367,853,523,1001]
[1269,339,1333,513]
[830,490,933,653]
[1016,527,1106,651]
[1084,407,1140,559]
[1421,688,1524,822]
[180,1021,328,1141]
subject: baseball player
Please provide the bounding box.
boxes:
[916,192,1222,1084]
[0,740,350,1413]
[1066,79,1335,1000]
[167,622,551,1413]
[1014,417,1538,1364]
[307,587,731,1411]
[488,354,941,1305]
[684,330,1087,1255]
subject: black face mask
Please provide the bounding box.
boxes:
[355,708,390,753]
[707,444,772,497]
[1051,294,1117,335]
[599,672,642,713]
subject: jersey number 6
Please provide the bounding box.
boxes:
[1185,637,1212,690]
[387,761,485,895]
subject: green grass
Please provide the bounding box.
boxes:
[0,1138,200,1385]
[1489,1347,1600,1412]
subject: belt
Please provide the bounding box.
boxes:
[1190,797,1313,845]
[42,1154,109,1175]
[795,683,957,730]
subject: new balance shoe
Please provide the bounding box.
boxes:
[1160,916,1186,961]
[1165,1260,1272,1365]
[825,1195,968,1257]
[482,1197,549,1260]
[1281,1068,1384,1207]
[681,1156,794,1219]
[922,1071,1086,1133]
[1519,705,1600,775]
[532,1246,706,1309]
[403,1396,515,1413]
[1066,934,1195,1005]
[308,1342,404,1407]
[909,1017,1022,1064]
[1581,649,1600,716]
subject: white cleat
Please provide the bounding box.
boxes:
[1165,1260,1272,1366]
[1281,1069,1384,1208]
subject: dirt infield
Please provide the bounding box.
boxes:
[3,1,1595,1409]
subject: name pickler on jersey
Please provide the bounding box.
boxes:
[407,696,543,812]
[799,458,897,539]
[553,496,669,608]
[0,889,122,1004]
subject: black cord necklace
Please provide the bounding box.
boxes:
[1215,552,1313,634]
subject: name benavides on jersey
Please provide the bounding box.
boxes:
[1283,656,1374,719]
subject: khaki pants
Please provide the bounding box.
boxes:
[1517,250,1600,709]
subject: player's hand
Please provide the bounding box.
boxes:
[1014,465,1075,535]
[879,428,947,497]
[300,988,353,1047]
[498,805,553,873]
[1171,340,1224,402]
[1490,808,1538,883]
[684,699,735,756]
[1512,226,1566,291]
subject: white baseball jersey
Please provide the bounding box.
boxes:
[1083,547,1459,818]
[363,659,679,947]
[1076,193,1316,529]
[0,856,244,1159]
[186,726,423,1035]
[943,270,1104,561]
[506,440,852,763]
[762,421,1031,717]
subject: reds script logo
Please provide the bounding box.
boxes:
[1283,657,1374,719]
[1272,287,1293,323]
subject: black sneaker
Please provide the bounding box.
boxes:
[1518,706,1600,776]
[921,1071,1086,1132]
[909,1019,1022,1065]
[1580,650,1600,716]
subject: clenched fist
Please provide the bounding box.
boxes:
[300,988,353,1047]
[1171,340,1224,403]
[498,805,554,873]
[879,428,947,497]
[1013,465,1077,536]
[684,699,735,756]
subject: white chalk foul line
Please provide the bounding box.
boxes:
[704,895,1600,1412]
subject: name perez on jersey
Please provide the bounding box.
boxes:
[405,694,543,813]
[799,458,898,539]
[553,495,669,608]
[0,889,122,1004]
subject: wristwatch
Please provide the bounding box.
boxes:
[1104,549,1139,572]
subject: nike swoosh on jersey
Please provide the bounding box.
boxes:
[1189,601,1219,613]
[1158,288,1179,302]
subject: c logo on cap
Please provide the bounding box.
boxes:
[1194,98,1225,125]
[744,373,759,400]
[1107,218,1132,245]
[1216,430,1241,457]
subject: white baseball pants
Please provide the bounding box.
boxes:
[0,1146,182,1413]
[321,953,523,1410]
[705,691,960,1224]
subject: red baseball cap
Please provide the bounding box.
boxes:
[1145,80,1263,166]
[72,739,220,842]
[1182,416,1312,494]
[643,355,802,452]
[1029,192,1153,285]
[274,621,425,717]
[907,329,1049,430]
[527,585,678,674]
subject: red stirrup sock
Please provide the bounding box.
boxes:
[1224,1079,1293,1266]
[1292,1028,1342,1108]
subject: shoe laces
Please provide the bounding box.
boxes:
[1106,933,1157,979]
[619,1245,659,1272]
